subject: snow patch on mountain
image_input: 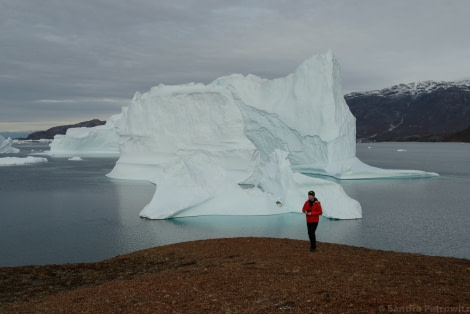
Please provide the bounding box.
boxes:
[347,80,470,99]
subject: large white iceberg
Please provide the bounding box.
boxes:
[46,114,121,156]
[0,135,20,154]
[46,51,437,220]
[107,51,368,219]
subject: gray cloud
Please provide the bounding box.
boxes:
[1,0,469,132]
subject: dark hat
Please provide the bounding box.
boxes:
[308,190,315,196]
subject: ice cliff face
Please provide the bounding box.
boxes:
[210,51,356,175]
[0,135,20,154]
[109,85,258,182]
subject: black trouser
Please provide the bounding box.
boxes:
[307,222,318,249]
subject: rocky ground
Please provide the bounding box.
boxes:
[1,237,469,313]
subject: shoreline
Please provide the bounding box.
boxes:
[1,237,469,313]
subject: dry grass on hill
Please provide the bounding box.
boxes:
[1,237,469,313]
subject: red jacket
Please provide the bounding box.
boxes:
[302,199,322,223]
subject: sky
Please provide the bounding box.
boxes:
[1,0,469,134]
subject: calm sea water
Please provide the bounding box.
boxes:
[0,142,469,266]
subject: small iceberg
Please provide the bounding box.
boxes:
[0,156,48,166]
[0,135,20,154]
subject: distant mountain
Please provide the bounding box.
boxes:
[24,119,106,140]
[345,80,470,142]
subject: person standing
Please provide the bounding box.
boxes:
[302,190,323,252]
